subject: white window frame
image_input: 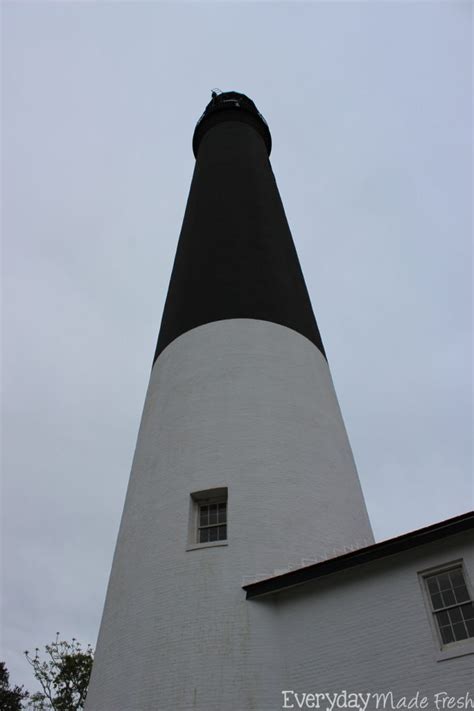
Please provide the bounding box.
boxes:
[418,560,474,662]
[186,487,228,551]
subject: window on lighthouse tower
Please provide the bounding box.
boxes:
[188,487,228,547]
[198,501,227,543]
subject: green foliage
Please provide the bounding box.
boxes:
[24,634,93,711]
[0,661,29,711]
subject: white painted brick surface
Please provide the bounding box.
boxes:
[85,319,373,711]
[273,531,474,710]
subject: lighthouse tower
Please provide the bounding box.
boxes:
[85,91,374,711]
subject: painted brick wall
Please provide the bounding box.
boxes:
[85,319,373,711]
[271,530,474,710]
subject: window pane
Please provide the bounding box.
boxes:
[427,577,439,594]
[449,570,465,588]
[209,526,218,542]
[452,622,468,641]
[218,525,227,540]
[218,503,227,523]
[199,528,209,544]
[437,574,452,592]
[200,506,209,526]
[465,619,474,637]
[430,592,443,610]
[440,626,454,644]
[448,607,462,624]
[436,610,450,626]
[454,585,470,604]
[460,603,474,621]
[441,590,456,607]
[209,504,218,525]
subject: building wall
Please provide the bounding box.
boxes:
[85,319,373,711]
[271,530,474,710]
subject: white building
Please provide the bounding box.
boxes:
[85,92,474,711]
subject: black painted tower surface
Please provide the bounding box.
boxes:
[154,90,325,362]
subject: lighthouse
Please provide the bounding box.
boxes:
[85,91,374,711]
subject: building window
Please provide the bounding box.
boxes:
[188,487,228,547]
[424,566,474,645]
[198,501,227,543]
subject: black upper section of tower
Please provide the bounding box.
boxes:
[153,91,326,363]
[193,91,272,158]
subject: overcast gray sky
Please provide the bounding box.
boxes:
[2,0,472,694]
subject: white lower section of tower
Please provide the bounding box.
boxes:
[85,319,374,711]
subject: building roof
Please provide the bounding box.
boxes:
[243,510,474,599]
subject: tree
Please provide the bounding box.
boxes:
[24,634,93,711]
[0,661,29,710]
